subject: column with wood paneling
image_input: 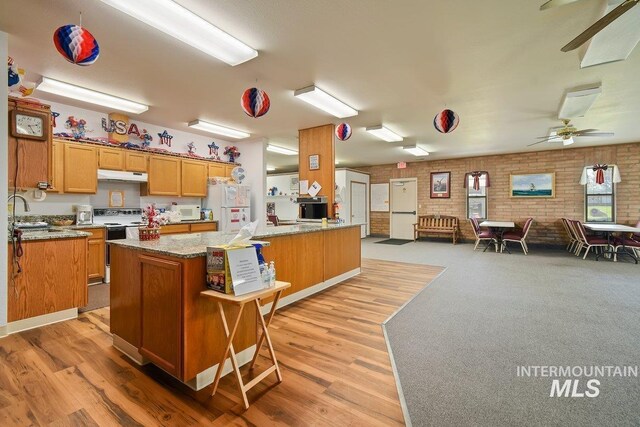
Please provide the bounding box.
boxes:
[298,124,336,218]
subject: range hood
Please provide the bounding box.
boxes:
[97,169,148,182]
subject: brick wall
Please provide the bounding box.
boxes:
[358,143,640,244]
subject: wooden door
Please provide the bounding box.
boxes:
[98,147,125,170]
[49,142,65,193]
[125,152,148,172]
[181,160,207,197]
[390,179,417,240]
[63,144,98,194]
[350,181,368,238]
[139,255,182,377]
[147,156,181,196]
[208,163,225,178]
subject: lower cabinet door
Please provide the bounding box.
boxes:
[139,255,182,378]
[87,239,105,280]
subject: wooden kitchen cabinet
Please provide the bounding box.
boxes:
[146,155,181,196]
[63,143,98,194]
[7,237,88,322]
[225,164,236,178]
[189,222,217,232]
[125,151,148,172]
[160,224,191,235]
[139,255,183,377]
[98,147,125,170]
[8,99,52,189]
[49,141,65,193]
[208,163,225,178]
[86,228,106,281]
[181,160,208,197]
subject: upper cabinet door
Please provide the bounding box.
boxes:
[225,164,236,178]
[181,160,208,197]
[125,152,148,172]
[148,156,181,196]
[98,147,125,170]
[49,142,65,194]
[63,144,98,194]
[207,163,225,178]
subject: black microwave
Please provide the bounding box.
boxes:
[298,196,328,220]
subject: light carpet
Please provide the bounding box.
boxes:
[362,238,640,427]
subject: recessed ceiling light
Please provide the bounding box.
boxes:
[188,119,249,139]
[100,0,258,66]
[366,125,403,142]
[36,77,148,114]
[558,84,602,119]
[403,145,430,156]
[266,165,276,171]
[293,85,358,118]
[266,144,298,155]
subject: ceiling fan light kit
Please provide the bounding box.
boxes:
[529,119,614,147]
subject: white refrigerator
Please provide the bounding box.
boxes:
[204,183,251,233]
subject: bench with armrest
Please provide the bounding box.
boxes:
[413,215,459,244]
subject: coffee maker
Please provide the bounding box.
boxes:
[76,205,93,225]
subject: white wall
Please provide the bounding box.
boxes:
[1,31,9,330]
[266,173,299,221]
[15,98,260,216]
[335,169,370,236]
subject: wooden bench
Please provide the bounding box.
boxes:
[414,215,459,244]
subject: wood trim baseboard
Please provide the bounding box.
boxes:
[5,308,77,335]
[186,344,257,391]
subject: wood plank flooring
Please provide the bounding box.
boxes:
[0,259,443,426]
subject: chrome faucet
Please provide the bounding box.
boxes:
[8,194,31,213]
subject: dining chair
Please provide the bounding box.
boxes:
[572,220,611,260]
[469,218,496,251]
[561,218,579,252]
[267,215,280,226]
[502,218,533,254]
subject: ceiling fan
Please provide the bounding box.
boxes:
[528,119,614,146]
[540,0,640,51]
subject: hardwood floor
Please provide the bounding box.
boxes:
[0,259,443,426]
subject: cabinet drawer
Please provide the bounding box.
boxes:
[189,222,217,233]
[83,227,106,240]
[160,224,191,235]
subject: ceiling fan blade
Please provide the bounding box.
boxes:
[576,132,615,137]
[561,0,639,52]
[573,128,598,134]
[528,140,550,146]
[535,134,562,139]
[540,0,581,11]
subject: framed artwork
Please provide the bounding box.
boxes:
[430,172,451,198]
[510,172,555,198]
[290,177,299,190]
[309,154,320,170]
[109,190,125,207]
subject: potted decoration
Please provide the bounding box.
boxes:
[139,204,161,241]
[224,145,241,163]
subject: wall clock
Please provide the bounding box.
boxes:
[10,109,49,141]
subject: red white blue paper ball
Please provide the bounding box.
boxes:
[433,109,459,133]
[335,123,352,141]
[53,25,100,66]
[241,87,270,118]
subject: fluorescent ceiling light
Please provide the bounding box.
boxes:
[335,160,340,165]
[366,125,403,142]
[403,145,430,156]
[267,144,298,156]
[188,119,249,139]
[36,77,148,114]
[266,165,276,171]
[100,0,258,66]
[293,85,358,118]
[558,84,602,119]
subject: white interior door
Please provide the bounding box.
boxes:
[350,181,367,238]
[390,179,417,240]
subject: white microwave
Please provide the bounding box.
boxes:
[170,205,201,221]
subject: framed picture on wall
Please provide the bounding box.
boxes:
[510,172,555,198]
[430,172,451,198]
[309,154,320,170]
[290,177,299,190]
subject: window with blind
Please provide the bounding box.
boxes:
[585,167,615,223]
[467,175,487,220]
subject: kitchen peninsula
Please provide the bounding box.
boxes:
[109,223,361,390]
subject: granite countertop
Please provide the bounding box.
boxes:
[8,228,91,242]
[109,223,361,258]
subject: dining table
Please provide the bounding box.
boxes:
[479,220,515,253]
[583,223,640,264]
